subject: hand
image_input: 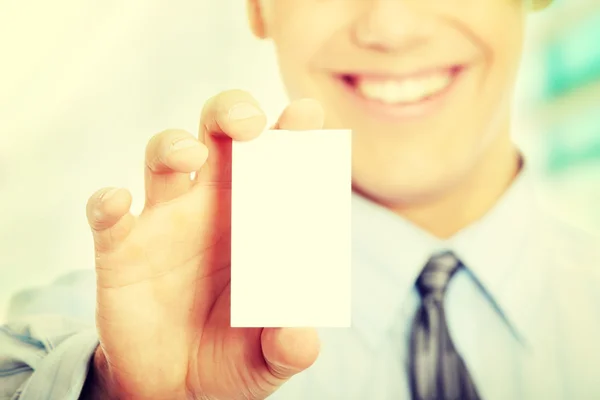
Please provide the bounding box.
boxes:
[85,90,325,400]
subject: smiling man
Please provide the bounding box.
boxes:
[2,0,600,399]
[261,0,530,238]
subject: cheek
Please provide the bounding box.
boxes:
[270,4,332,68]
[272,35,323,100]
[471,30,524,141]
[270,5,351,100]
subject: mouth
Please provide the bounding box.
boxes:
[335,65,466,119]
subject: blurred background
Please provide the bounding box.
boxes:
[0,0,599,321]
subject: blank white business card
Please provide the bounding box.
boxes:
[230,129,352,328]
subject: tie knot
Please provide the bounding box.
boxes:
[416,251,461,298]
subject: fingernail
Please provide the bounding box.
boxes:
[95,188,120,220]
[101,188,120,202]
[228,103,262,121]
[171,139,200,151]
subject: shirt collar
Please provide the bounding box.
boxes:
[449,157,541,346]
[352,193,445,347]
[351,156,540,348]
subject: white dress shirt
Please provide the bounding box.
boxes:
[1,159,600,400]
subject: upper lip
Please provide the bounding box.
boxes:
[335,64,464,82]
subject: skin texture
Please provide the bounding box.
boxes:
[250,0,527,237]
[83,97,324,400]
[83,1,546,399]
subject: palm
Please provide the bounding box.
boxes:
[94,183,235,393]
[88,94,323,400]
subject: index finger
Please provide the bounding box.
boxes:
[197,89,268,183]
[199,89,267,143]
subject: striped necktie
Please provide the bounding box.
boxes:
[409,251,481,400]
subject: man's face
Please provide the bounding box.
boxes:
[248,0,527,205]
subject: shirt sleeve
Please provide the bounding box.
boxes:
[0,318,99,400]
[1,269,99,400]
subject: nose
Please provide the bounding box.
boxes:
[352,0,434,52]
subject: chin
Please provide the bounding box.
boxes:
[352,169,457,207]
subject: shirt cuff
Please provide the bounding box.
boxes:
[19,329,99,400]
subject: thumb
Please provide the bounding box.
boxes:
[260,328,321,382]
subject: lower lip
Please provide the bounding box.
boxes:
[335,67,466,121]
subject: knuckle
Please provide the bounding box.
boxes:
[266,361,292,380]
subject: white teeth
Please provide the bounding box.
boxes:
[356,73,452,104]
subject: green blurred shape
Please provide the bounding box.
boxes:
[543,12,600,99]
[546,105,600,173]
